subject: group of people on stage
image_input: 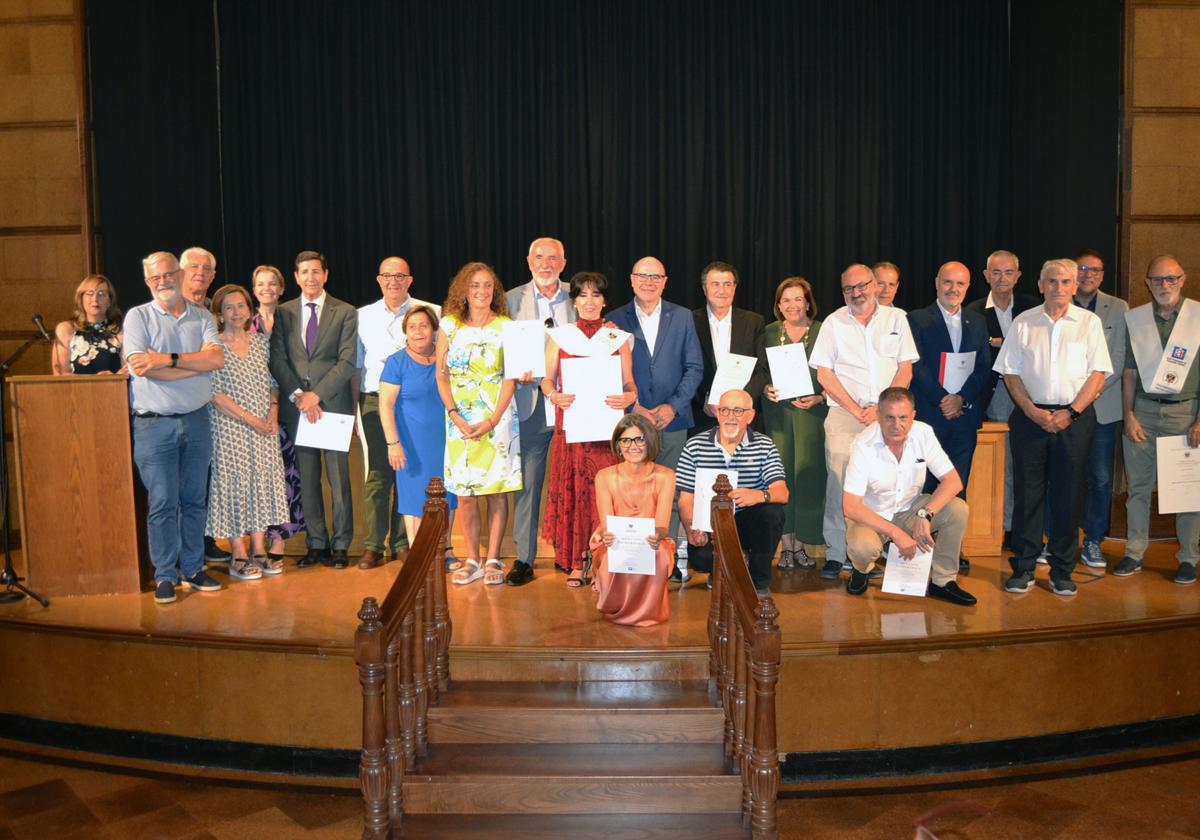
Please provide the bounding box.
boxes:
[53,240,1199,624]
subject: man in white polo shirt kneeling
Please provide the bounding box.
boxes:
[841,387,975,606]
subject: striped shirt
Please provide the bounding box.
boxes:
[676,428,786,495]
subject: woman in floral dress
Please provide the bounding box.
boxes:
[436,262,521,586]
[52,274,124,375]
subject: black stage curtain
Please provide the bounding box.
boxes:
[88,0,1120,318]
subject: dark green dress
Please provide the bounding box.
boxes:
[758,320,828,542]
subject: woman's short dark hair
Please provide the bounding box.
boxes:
[402,304,439,334]
[569,271,609,301]
[609,413,661,462]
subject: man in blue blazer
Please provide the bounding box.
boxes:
[608,255,704,579]
[908,261,993,570]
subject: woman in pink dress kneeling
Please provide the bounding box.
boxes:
[590,415,677,627]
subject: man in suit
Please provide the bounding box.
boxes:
[609,255,704,580]
[690,261,766,434]
[269,250,359,569]
[874,261,902,309]
[965,249,1038,544]
[1072,250,1128,570]
[502,237,575,586]
[907,261,993,572]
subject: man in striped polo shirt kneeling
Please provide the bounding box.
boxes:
[677,389,789,598]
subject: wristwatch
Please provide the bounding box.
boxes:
[916,507,933,521]
[1068,405,1082,422]
[762,488,771,504]
[169,352,179,368]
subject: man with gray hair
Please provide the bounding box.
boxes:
[809,263,918,580]
[124,251,225,604]
[994,258,1112,596]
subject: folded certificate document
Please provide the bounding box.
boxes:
[296,411,355,452]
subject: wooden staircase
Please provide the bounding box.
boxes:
[355,478,778,839]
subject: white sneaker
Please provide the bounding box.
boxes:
[1036,546,1050,565]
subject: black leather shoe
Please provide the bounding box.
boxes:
[959,555,970,573]
[1002,531,1012,551]
[505,562,534,586]
[298,549,325,568]
[927,580,977,606]
[846,569,868,595]
[332,549,349,569]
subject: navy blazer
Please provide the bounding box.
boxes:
[965,293,1039,414]
[608,299,704,433]
[690,306,767,432]
[907,302,993,434]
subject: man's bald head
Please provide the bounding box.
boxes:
[935,261,971,313]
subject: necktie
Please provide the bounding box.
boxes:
[305,302,318,354]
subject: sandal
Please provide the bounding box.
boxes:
[567,569,587,589]
[445,552,463,573]
[452,558,483,585]
[778,548,796,571]
[229,558,263,580]
[257,553,284,576]
[483,559,506,586]
[795,545,814,568]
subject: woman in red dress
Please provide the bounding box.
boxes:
[540,272,638,588]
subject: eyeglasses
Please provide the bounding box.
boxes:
[632,273,666,283]
[617,435,647,448]
[82,290,110,299]
[716,407,748,418]
[840,282,872,296]
[379,273,411,283]
[988,269,1017,279]
[1077,266,1104,275]
[1147,274,1185,286]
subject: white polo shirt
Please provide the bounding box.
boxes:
[843,421,955,519]
[808,304,919,408]
[356,296,440,393]
[993,304,1112,405]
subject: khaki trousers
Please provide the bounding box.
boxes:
[1123,396,1200,566]
[846,494,968,587]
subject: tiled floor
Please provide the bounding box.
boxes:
[2,751,1200,838]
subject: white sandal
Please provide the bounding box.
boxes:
[452,558,483,585]
[229,558,263,580]
[483,559,506,586]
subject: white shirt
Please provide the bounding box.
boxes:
[843,421,956,519]
[534,285,571,327]
[356,296,440,392]
[707,305,733,366]
[938,300,963,353]
[993,304,1113,405]
[635,300,663,356]
[300,292,327,340]
[985,291,1014,337]
[808,304,920,408]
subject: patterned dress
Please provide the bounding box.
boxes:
[206,332,290,537]
[68,323,122,373]
[440,314,522,496]
[543,318,620,572]
[250,313,305,539]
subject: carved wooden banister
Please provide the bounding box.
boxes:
[355,477,452,839]
[707,473,781,840]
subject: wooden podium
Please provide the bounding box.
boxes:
[8,375,141,597]
[963,420,1008,556]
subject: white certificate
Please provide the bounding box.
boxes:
[560,355,623,443]
[939,351,976,395]
[765,343,814,400]
[501,320,547,380]
[691,468,739,533]
[295,411,355,452]
[1156,435,1200,514]
[706,353,758,405]
[880,542,933,597]
[606,515,657,575]
[548,325,631,358]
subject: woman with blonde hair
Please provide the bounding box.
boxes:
[52,274,123,375]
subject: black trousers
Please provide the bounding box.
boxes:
[687,502,784,591]
[1009,405,1096,576]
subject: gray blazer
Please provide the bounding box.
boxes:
[270,294,360,422]
[505,280,576,420]
[1089,290,1128,425]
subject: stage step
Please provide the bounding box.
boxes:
[399,813,752,838]
[428,680,725,744]
[405,743,742,815]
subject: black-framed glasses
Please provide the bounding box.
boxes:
[379,272,412,283]
[1147,274,1185,286]
[1077,265,1104,275]
[716,407,748,418]
[632,273,666,283]
[840,281,872,296]
[617,435,647,448]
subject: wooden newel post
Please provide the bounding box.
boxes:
[708,473,734,676]
[749,596,781,840]
[355,597,390,839]
[425,477,453,692]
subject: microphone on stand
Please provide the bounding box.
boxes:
[31,315,52,342]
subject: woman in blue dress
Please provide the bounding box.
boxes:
[379,305,458,563]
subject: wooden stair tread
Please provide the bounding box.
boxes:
[434,679,720,710]
[411,743,736,778]
[398,813,751,838]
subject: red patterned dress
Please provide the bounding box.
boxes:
[543,318,621,572]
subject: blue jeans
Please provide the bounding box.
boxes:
[1082,420,1118,542]
[132,410,212,584]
